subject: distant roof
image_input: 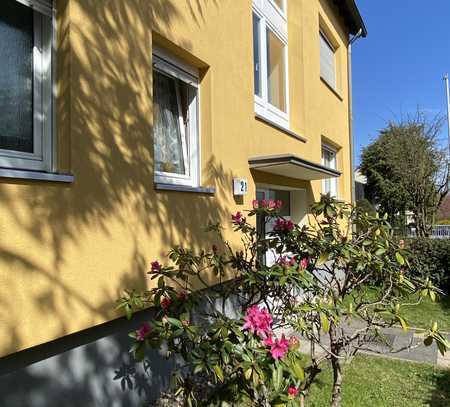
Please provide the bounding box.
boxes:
[333,0,368,37]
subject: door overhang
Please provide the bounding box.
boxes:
[249,154,341,181]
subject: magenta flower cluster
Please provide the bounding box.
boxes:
[231,211,244,223]
[277,255,296,267]
[273,218,294,232]
[263,334,290,359]
[299,257,309,269]
[243,305,273,338]
[252,199,283,209]
[136,322,152,341]
[242,306,297,360]
[150,261,162,273]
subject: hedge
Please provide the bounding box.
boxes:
[407,238,450,294]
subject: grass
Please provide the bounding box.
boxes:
[343,288,450,331]
[402,295,450,331]
[306,355,450,407]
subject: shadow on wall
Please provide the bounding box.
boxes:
[0,314,175,407]
[0,0,230,359]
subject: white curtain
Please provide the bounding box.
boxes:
[153,71,186,175]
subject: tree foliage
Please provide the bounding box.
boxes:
[118,196,449,407]
[360,112,449,237]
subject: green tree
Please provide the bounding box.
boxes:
[360,113,449,237]
[118,196,449,407]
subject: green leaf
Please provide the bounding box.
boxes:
[244,368,252,381]
[252,369,260,387]
[272,364,283,391]
[395,252,405,266]
[320,313,330,333]
[166,317,183,329]
[213,365,224,382]
[291,360,305,381]
[429,290,436,302]
[317,253,329,266]
[397,316,408,332]
[375,247,386,256]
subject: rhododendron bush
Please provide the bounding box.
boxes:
[117,195,449,407]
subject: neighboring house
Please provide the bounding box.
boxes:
[0,0,366,404]
[354,168,367,202]
[437,195,450,222]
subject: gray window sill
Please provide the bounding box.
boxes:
[0,168,74,183]
[255,114,307,143]
[155,183,215,194]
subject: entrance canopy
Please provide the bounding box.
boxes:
[249,154,340,181]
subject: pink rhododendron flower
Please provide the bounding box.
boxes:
[136,322,151,341]
[275,200,283,209]
[243,305,273,338]
[261,199,268,208]
[231,211,243,223]
[277,256,296,267]
[268,334,289,359]
[150,261,162,273]
[263,336,274,347]
[288,386,299,397]
[274,218,294,232]
[289,335,300,350]
[299,257,309,269]
[161,296,172,311]
[268,199,276,209]
[252,199,259,209]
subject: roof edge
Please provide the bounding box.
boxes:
[335,0,368,38]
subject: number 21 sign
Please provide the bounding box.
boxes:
[233,178,248,196]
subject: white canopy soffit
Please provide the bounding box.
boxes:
[249,154,341,181]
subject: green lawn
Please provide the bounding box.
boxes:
[343,288,450,331]
[402,295,450,331]
[307,355,450,407]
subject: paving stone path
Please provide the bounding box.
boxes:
[297,323,450,367]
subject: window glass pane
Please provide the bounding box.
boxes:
[268,189,290,216]
[272,0,284,11]
[320,33,336,88]
[266,29,286,112]
[153,70,189,175]
[0,0,34,153]
[253,13,261,97]
[322,148,337,196]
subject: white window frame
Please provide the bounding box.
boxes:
[152,47,200,187]
[253,0,289,129]
[319,30,337,90]
[321,144,338,198]
[0,0,54,172]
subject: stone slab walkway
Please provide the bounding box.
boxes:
[297,324,450,367]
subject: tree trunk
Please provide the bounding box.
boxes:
[329,325,343,407]
[330,355,343,407]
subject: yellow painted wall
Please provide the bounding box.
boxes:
[0,0,352,356]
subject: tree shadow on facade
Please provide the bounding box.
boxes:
[0,0,230,362]
[0,313,175,407]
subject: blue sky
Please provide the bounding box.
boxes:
[352,0,450,167]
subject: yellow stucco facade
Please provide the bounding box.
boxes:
[0,0,363,357]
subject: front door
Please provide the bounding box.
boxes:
[256,188,291,266]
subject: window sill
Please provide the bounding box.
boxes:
[320,77,344,101]
[255,114,307,143]
[0,168,74,183]
[155,183,215,194]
